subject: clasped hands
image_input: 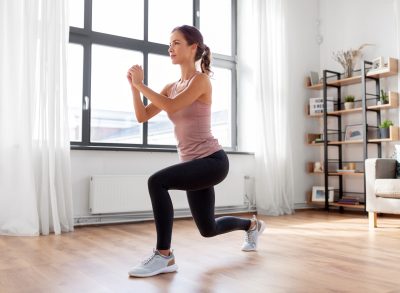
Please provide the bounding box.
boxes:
[127,65,144,88]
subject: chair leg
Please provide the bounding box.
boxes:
[369,212,377,229]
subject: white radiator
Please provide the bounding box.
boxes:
[89,173,246,214]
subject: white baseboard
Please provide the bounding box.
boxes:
[74,205,257,226]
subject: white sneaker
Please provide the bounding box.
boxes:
[128,249,178,277]
[241,215,266,251]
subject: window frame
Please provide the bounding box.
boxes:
[69,0,237,151]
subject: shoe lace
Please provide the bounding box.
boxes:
[142,251,157,265]
[245,228,256,244]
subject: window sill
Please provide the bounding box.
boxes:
[70,144,254,156]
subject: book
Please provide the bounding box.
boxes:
[337,196,360,205]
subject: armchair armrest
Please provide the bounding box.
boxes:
[365,158,397,213]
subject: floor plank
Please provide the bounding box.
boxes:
[1,210,400,293]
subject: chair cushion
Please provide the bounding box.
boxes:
[375,179,400,199]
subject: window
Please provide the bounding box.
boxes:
[68,0,237,150]
[210,67,232,147]
[67,43,83,141]
[147,54,180,145]
[200,0,232,55]
[90,45,143,143]
[92,0,144,39]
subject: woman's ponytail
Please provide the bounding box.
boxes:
[200,45,212,76]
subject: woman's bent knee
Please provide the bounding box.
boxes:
[199,228,216,238]
[148,172,162,189]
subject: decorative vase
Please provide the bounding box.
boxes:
[344,102,354,110]
[343,62,354,78]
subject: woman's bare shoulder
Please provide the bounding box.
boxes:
[191,72,211,87]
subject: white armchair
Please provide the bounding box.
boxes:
[365,158,400,228]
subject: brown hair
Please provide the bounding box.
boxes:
[171,25,212,75]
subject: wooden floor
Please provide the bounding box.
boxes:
[1,210,400,293]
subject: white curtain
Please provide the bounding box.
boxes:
[249,0,295,215]
[0,0,74,235]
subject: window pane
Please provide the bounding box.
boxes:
[92,0,144,39]
[148,0,192,45]
[200,0,231,55]
[211,67,232,147]
[67,43,83,141]
[147,54,180,145]
[91,45,143,144]
[69,0,84,28]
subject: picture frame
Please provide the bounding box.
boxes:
[309,71,320,86]
[344,124,364,141]
[371,56,384,70]
[312,186,334,202]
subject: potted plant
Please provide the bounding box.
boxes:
[379,119,393,138]
[344,95,355,110]
[378,89,389,105]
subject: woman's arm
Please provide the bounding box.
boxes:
[127,69,167,123]
[130,65,210,114]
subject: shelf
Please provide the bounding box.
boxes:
[369,126,399,142]
[307,58,398,90]
[331,107,363,115]
[328,172,364,176]
[367,91,398,110]
[306,92,398,117]
[329,202,365,210]
[328,140,363,145]
[307,201,325,207]
[307,76,361,90]
[306,133,324,145]
[327,127,399,144]
[306,201,365,210]
[366,57,398,78]
[306,161,364,176]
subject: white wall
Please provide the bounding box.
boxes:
[319,0,398,72]
[285,0,320,205]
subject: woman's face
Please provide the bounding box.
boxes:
[168,30,196,65]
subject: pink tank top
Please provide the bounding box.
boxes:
[167,73,222,162]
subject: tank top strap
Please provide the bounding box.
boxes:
[171,81,179,97]
[171,71,200,97]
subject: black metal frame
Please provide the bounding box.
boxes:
[69,0,238,151]
[323,70,342,210]
[322,61,383,211]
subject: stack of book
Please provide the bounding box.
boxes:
[337,196,360,205]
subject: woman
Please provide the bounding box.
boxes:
[127,25,265,278]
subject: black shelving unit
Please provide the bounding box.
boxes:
[321,60,385,211]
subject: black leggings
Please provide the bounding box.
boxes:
[148,150,252,250]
